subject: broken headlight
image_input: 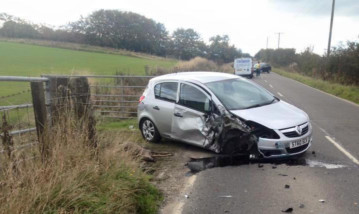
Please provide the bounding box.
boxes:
[246,121,280,139]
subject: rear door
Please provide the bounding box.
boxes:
[150,81,178,137]
[171,82,212,146]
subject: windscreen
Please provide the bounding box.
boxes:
[206,78,275,110]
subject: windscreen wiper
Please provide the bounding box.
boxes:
[242,99,276,110]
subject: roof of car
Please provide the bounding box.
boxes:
[150,72,240,84]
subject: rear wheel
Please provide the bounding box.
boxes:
[140,119,161,143]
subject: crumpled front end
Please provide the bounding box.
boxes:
[200,105,257,154]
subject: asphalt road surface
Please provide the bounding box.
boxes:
[181,72,359,214]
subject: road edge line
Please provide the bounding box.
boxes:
[325,136,359,165]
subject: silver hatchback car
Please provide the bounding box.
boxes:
[138,72,312,158]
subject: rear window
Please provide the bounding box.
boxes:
[154,82,178,102]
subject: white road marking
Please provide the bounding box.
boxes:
[162,175,197,214]
[277,92,283,97]
[269,84,273,88]
[325,136,359,165]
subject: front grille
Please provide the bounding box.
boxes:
[260,149,282,157]
[286,143,309,154]
[282,125,309,138]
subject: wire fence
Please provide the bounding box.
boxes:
[0,74,153,157]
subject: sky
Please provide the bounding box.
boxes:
[1,0,358,56]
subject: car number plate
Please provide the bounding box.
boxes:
[289,137,309,149]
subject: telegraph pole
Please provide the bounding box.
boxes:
[275,32,284,49]
[266,36,269,49]
[327,0,335,57]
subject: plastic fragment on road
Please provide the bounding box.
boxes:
[319,199,326,203]
[285,184,290,189]
[219,195,233,198]
[184,195,189,199]
[281,207,293,213]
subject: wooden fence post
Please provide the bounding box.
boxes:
[30,81,49,161]
[69,77,97,148]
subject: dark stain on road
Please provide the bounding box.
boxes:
[186,154,316,173]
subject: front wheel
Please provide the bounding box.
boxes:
[140,119,161,143]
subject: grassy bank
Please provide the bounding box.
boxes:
[0,116,162,214]
[273,68,359,104]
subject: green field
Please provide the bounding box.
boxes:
[0,41,176,104]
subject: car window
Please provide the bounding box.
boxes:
[154,82,178,102]
[179,83,210,112]
[206,78,275,110]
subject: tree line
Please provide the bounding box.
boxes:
[255,41,359,85]
[0,10,248,63]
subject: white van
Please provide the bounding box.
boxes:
[234,58,253,78]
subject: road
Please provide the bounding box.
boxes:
[181,72,359,214]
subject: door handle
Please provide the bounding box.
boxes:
[174,112,183,118]
[153,106,160,110]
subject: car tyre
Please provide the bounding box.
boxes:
[140,118,161,143]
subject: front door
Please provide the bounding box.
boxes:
[171,82,212,146]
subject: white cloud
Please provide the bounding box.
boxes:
[1,0,358,55]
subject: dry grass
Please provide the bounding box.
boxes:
[0,115,161,214]
[145,57,234,75]
[173,57,218,72]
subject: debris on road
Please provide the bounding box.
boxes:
[152,151,174,157]
[281,207,293,213]
[299,204,305,208]
[184,194,189,199]
[186,154,251,173]
[219,195,233,198]
[293,177,296,180]
[258,163,264,168]
[307,160,347,169]
[272,165,277,169]
[278,173,288,176]
[319,199,326,203]
[285,184,290,189]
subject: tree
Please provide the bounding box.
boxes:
[208,35,241,63]
[255,48,296,66]
[0,21,40,39]
[69,10,169,56]
[170,28,206,60]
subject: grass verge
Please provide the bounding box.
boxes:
[0,115,162,214]
[273,68,359,105]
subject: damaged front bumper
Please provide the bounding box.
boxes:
[257,123,313,158]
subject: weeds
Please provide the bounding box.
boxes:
[0,114,162,214]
